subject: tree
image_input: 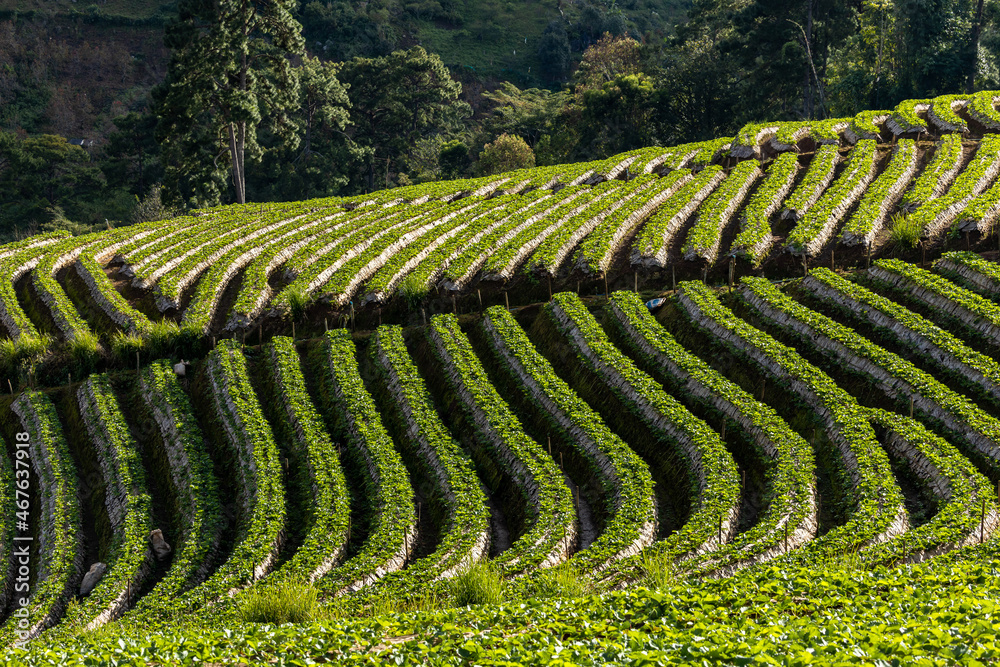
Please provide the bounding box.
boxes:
[479,133,535,175]
[155,0,305,206]
[538,22,572,83]
[339,46,471,192]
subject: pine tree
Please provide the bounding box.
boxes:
[155,0,305,206]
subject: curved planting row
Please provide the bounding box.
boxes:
[785,139,879,256]
[262,337,350,583]
[1,392,83,645]
[780,143,840,221]
[805,268,1000,404]
[606,291,817,575]
[869,259,1000,347]
[439,188,579,291]
[481,305,657,573]
[482,181,621,281]
[678,280,909,561]
[367,325,491,588]
[887,98,930,135]
[682,159,761,265]
[574,171,694,276]
[171,340,285,616]
[0,232,69,341]
[900,134,964,211]
[906,135,1000,239]
[933,251,1000,298]
[397,192,547,300]
[731,153,800,266]
[130,360,223,619]
[841,139,919,247]
[861,409,998,566]
[529,175,657,277]
[181,210,345,335]
[428,313,576,574]
[741,275,1000,471]
[50,376,154,635]
[546,292,741,562]
[630,166,725,268]
[273,200,453,314]
[316,330,417,594]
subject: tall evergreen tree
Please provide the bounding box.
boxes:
[155,0,305,206]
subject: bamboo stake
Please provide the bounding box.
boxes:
[505,292,510,310]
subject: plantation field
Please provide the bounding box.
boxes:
[4,91,1000,663]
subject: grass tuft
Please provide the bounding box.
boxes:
[889,213,923,250]
[448,561,506,607]
[640,549,674,591]
[236,584,322,625]
[529,564,594,599]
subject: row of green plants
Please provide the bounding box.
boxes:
[482,305,657,573]
[530,175,654,277]
[860,408,997,567]
[320,199,482,308]
[785,139,878,256]
[847,109,890,141]
[934,250,1000,297]
[168,340,286,617]
[968,90,1000,129]
[364,325,492,594]
[1,392,83,645]
[483,181,622,281]
[679,279,908,562]
[546,292,741,562]
[357,199,496,305]
[841,139,919,246]
[908,135,1000,238]
[730,122,780,159]
[574,173,691,276]
[438,189,572,290]
[954,175,1000,233]
[314,329,417,594]
[807,267,1000,404]
[278,202,396,280]
[606,291,817,575]
[129,360,223,622]
[770,121,812,151]
[780,143,840,221]
[0,232,69,342]
[150,203,323,312]
[927,94,971,133]
[428,313,577,574]
[800,272,1000,458]
[738,274,1000,510]
[400,192,547,300]
[630,166,724,267]
[900,133,964,209]
[48,375,154,636]
[262,336,351,583]
[682,160,761,264]
[887,98,931,134]
[224,212,350,331]
[182,210,342,336]
[731,152,800,267]
[117,211,229,282]
[871,258,1000,344]
[273,200,450,315]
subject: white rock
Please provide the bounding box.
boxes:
[80,562,107,597]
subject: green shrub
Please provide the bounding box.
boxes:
[236,584,321,624]
[448,561,506,607]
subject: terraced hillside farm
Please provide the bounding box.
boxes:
[9,92,1000,663]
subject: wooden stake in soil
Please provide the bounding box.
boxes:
[452,295,457,314]
[477,289,482,309]
[259,324,263,345]
[728,257,735,292]
[604,273,609,297]
[634,272,638,292]
[136,351,140,373]
[672,265,676,292]
[324,318,328,332]
[422,308,427,325]
[548,435,552,455]
[548,276,552,300]
[505,292,510,310]
[830,248,835,271]
[7,379,12,394]
[292,322,295,340]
